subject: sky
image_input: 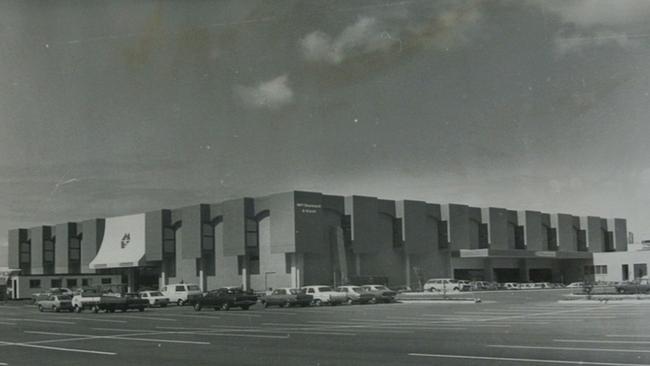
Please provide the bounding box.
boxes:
[1,0,650,263]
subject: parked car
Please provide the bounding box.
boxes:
[36,294,73,312]
[94,293,149,313]
[336,285,374,304]
[533,282,552,289]
[262,288,313,308]
[360,284,397,303]
[566,282,584,288]
[71,288,102,313]
[31,287,73,303]
[503,282,521,290]
[139,290,170,307]
[301,286,347,306]
[423,278,470,292]
[614,279,650,294]
[161,283,202,306]
[190,287,258,311]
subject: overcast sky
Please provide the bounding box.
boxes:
[1,0,650,262]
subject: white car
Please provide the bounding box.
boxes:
[423,278,469,292]
[503,282,521,290]
[336,285,374,304]
[566,282,584,288]
[161,284,202,306]
[301,285,347,306]
[139,290,170,307]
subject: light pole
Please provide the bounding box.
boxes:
[264,271,276,292]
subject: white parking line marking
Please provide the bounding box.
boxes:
[555,339,650,345]
[261,322,412,334]
[113,315,178,322]
[0,340,115,355]
[408,353,650,365]
[0,318,74,325]
[164,314,221,320]
[608,335,650,338]
[0,362,6,365]
[489,344,650,353]
[25,331,210,345]
[0,322,16,326]
[155,325,357,337]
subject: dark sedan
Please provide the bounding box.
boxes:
[615,279,650,294]
[263,288,313,308]
[191,288,258,311]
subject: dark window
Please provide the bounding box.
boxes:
[603,230,615,252]
[392,218,403,248]
[438,220,449,249]
[43,239,55,274]
[29,280,41,288]
[249,255,260,275]
[175,285,185,291]
[478,223,489,249]
[82,279,90,286]
[245,219,259,248]
[162,227,177,278]
[577,230,587,251]
[285,253,293,274]
[69,237,81,274]
[101,278,112,284]
[341,215,352,246]
[622,264,629,281]
[66,279,78,288]
[201,223,215,276]
[51,279,62,288]
[584,265,594,275]
[547,228,558,251]
[515,226,525,249]
[19,241,31,275]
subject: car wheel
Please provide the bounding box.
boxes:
[369,297,377,304]
[38,305,44,312]
[177,299,184,306]
[263,301,269,308]
[92,305,99,313]
[453,287,459,292]
[74,306,82,313]
[139,307,145,312]
[220,302,230,311]
[282,301,291,308]
[617,288,625,294]
[313,299,322,307]
[213,307,219,311]
[53,306,59,313]
[346,298,353,305]
[193,303,202,312]
[241,305,250,311]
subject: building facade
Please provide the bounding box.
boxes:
[5,191,629,293]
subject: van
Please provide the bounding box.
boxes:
[161,284,202,306]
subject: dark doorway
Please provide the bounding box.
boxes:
[529,268,553,282]
[493,268,519,282]
[633,264,648,279]
[454,269,484,281]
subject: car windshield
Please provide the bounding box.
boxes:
[374,286,388,290]
[288,289,300,295]
[188,285,201,291]
[318,287,332,292]
[149,291,164,296]
[58,295,72,300]
[351,287,362,293]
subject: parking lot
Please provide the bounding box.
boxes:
[1,289,649,366]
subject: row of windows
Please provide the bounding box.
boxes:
[584,265,608,275]
[28,277,112,289]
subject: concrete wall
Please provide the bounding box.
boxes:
[443,204,470,250]
[145,210,165,262]
[611,218,628,252]
[518,211,543,251]
[29,226,51,275]
[581,216,604,253]
[345,195,380,254]
[8,229,27,270]
[593,250,650,282]
[79,219,104,274]
[54,223,75,274]
[209,221,241,289]
[553,214,577,252]
[249,216,291,291]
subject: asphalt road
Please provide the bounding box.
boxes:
[0,289,649,366]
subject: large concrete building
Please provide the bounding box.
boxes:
[5,191,629,293]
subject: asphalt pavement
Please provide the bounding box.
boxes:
[0,289,649,366]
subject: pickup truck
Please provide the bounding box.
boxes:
[71,289,102,313]
[190,288,258,311]
[93,293,149,313]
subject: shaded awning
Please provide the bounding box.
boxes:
[89,213,146,269]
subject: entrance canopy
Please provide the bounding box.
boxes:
[452,248,593,260]
[89,213,146,269]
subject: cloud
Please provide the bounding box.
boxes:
[301,17,396,64]
[300,2,483,65]
[535,0,650,55]
[235,75,294,110]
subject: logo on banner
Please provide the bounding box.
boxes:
[121,233,131,248]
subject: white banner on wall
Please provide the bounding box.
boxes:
[89,213,146,269]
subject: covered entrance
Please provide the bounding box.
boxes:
[493,268,520,283]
